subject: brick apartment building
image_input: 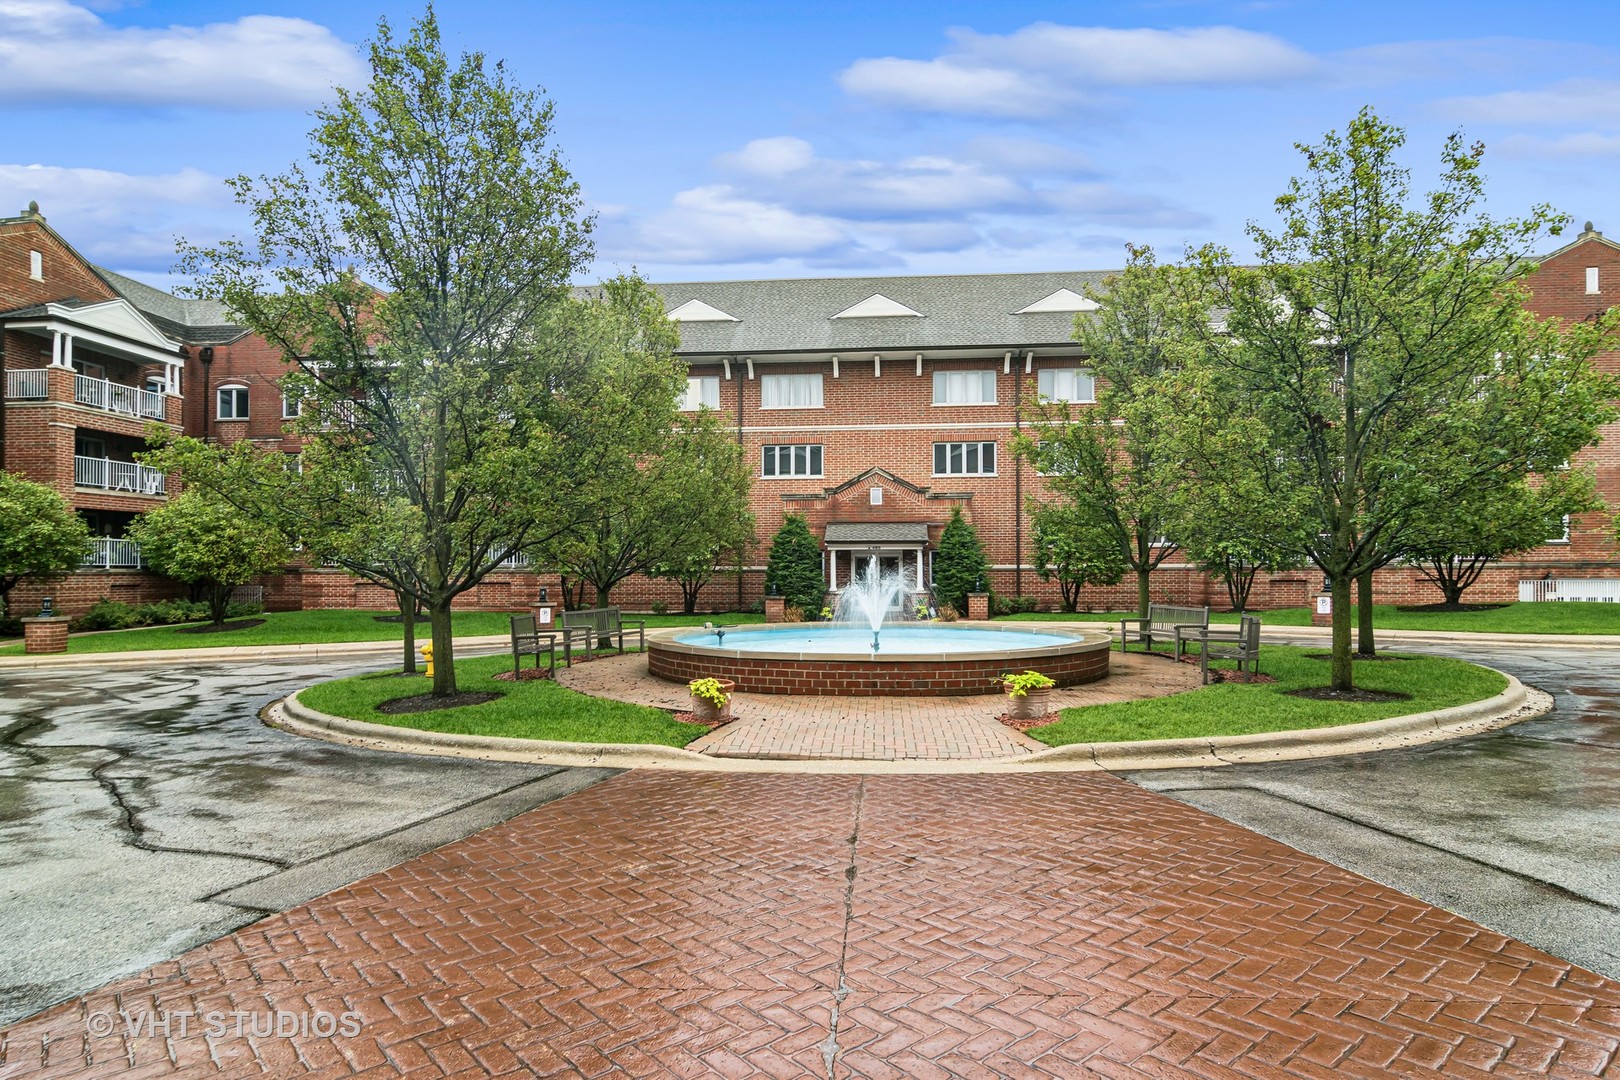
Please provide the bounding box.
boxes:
[3,202,1617,617]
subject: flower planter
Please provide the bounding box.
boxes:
[689,678,736,723]
[1005,686,1053,720]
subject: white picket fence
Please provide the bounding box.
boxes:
[1519,578,1620,603]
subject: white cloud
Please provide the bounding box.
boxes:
[839,22,1318,117]
[0,161,235,268]
[617,185,859,265]
[0,0,364,109]
[1437,79,1620,127]
[601,136,1207,270]
[718,138,1033,219]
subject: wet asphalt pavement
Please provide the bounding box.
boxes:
[0,660,616,1026]
[0,642,1616,1029]
[1131,642,1620,981]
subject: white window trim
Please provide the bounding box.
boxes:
[281,392,302,419]
[1036,367,1097,404]
[216,384,249,421]
[759,373,824,410]
[760,443,824,479]
[1586,267,1601,295]
[682,374,721,411]
[1548,515,1572,544]
[932,440,998,477]
[931,369,998,407]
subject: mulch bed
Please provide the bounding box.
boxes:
[1395,602,1509,613]
[492,668,555,682]
[175,619,266,634]
[377,691,500,714]
[1286,687,1412,704]
[998,712,1060,733]
[672,710,732,729]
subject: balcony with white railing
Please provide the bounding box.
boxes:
[74,455,166,495]
[3,367,171,422]
[82,537,145,569]
[74,373,168,421]
[5,368,49,400]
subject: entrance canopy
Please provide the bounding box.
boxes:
[823,522,932,591]
[823,522,931,545]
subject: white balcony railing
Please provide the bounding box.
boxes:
[74,455,166,495]
[5,368,49,400]
[82,537,144,569]
[74,374,168,421]
[1519,578,1620,603]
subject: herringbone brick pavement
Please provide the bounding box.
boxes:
[1,772,1616,1077]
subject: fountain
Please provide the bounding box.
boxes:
[647,557,1111,696]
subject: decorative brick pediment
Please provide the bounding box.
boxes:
[781,467,968,534]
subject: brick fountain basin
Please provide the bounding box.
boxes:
[648,624,1111,697]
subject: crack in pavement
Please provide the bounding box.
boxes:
[88,751,291,870]
[819,777,865,1079]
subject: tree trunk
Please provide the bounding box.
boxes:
[208,583,232,626]
[596,582,612,607]
[428,596,457,697]
[1330,574,1354,691]
[398,589,417,674]
[680,579,700,614]
[1136,566,1151,619]
[1357,571,1376,657]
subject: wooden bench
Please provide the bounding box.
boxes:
[1188,615,1262,684]
[560,606,646,660]
[509,614,559,677]
[1118,603,1209,654]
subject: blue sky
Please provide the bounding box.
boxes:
[4,0,1619,289]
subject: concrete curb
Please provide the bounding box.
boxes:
[266,665,1550,775]
[0,635,513,670]
[1018,671,1545,771]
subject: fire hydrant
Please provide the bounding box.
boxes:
[420,642,434,678]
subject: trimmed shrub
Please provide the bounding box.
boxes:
[991,594,1040,616]
[765,514,825,614]
[933,507,991,616]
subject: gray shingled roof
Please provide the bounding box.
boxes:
[824,522,933,544]
[647,270,1118,356]
[95,267,242,342]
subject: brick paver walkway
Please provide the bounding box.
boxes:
[3,772,1616,1077]
[558,651,1200,760]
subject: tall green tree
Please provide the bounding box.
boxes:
[1403,472,1602,608]
[128,490,291,625]
[175,10,600,695]
[0,472,91,620]
[764,514,824,615]
[1029,501,1125,612]
[1018,245,1210,617]
[932,506,991,616]
[1193,108,1620,690]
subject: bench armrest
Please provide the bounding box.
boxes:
[1118,617,1150,629]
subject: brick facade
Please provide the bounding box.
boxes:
[3,206,1617,618]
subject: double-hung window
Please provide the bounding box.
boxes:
[932,370,996,406]
[933,441,996,476]
[1549,515,1572,544]
[762,444,823,478]
[217,385,249,420]
[1036,367,1095,403]
[760,373,823,409]
[682,375,720,411]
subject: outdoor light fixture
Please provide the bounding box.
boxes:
[37,597,54,618]
[539,587,549,603]
[768,583,780,597]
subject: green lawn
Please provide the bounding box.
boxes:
[1029,645,1508,746]
[299,653,707,747]
[998,601,1620,634]
[0,608,764,655]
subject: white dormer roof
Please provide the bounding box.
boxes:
[1016,288,1099,314]
[667,299,740,322]
[832,294,924,319]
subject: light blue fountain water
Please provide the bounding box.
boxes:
[673,625,1076,655]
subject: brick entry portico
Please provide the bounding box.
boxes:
[4,772,1616,1076]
